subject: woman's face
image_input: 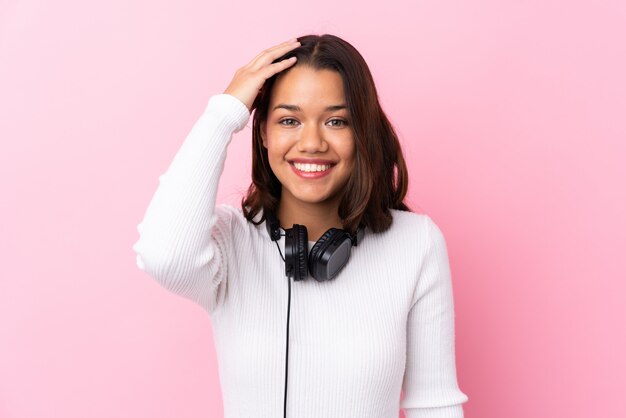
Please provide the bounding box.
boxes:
[261,66,355,211]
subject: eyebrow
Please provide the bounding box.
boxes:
[272,103,347,112]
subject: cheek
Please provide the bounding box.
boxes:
[266,130,294,155]
[266,150,281,173]
[264,142,287,177]
[339,139,356,163]
[266,145,287,169]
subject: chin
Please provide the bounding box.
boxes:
[294,194,333,205]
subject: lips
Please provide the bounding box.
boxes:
[288,158,337,165]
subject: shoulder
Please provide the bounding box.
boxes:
[378,209,449,260]
[386,209,444,242]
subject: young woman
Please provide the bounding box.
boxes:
[133,34,469,418]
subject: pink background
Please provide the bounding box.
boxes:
[1,1,625,417]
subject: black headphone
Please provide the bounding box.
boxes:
[265,209,365,282]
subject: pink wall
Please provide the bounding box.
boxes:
[2,1,625,417]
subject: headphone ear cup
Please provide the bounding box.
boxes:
[292,224,308,281]
[309,228,353,282]
[308,229,336,281]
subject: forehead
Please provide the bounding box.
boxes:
[270,66,346,111]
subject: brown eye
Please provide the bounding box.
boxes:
[279,118,299,126]
[328,119,347,127]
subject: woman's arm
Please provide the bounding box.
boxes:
[132,93,250,315]
[400,216,469,417]
[132,38,300,316]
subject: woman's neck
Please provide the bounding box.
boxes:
[277,198,343,242]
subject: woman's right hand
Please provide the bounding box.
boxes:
[223,38,301,112]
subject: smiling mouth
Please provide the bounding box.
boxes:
[291,162,333,173]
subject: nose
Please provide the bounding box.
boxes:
[297,124,329,153]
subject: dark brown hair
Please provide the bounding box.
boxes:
[241,34,410,234]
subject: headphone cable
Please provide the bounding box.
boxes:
[274,240,290,418]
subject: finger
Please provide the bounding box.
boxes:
[247,40,298,70]
[248,40,300,71]
[249,38,297,63]
[259,56,298,80]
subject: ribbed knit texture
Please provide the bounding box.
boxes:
[132,93,469,418]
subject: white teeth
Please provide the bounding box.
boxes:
[293,162,332,172]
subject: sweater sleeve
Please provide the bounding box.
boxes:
[132,93,250,315]
[400,216,469,418]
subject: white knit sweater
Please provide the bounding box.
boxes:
[132,93,469,418]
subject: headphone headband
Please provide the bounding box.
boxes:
[265,208,363,244]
